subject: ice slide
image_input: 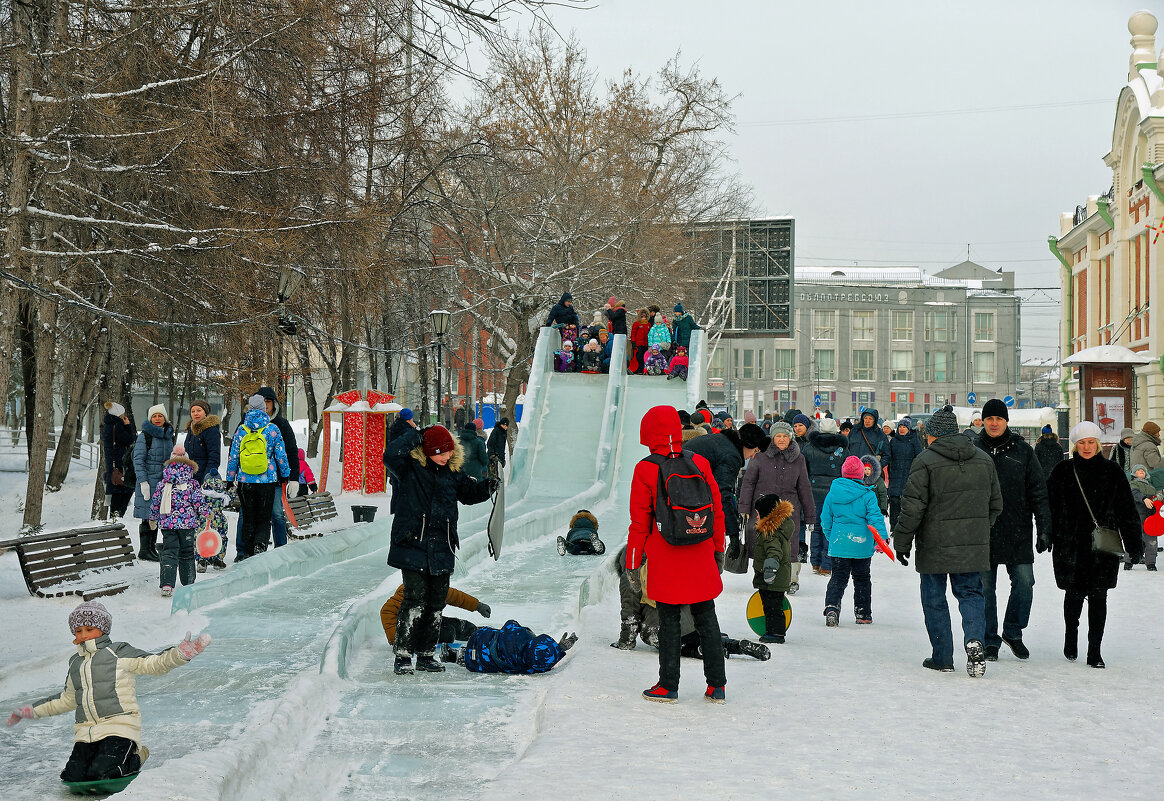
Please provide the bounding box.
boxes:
[0,327,705,801]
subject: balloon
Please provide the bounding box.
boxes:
[196,526,222,558]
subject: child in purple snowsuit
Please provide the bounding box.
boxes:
[644,344,669,376]
[554,340,575,372]
[149,445,209,596]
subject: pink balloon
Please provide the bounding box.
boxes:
[197,528,222,558]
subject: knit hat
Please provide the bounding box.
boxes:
[927,406,960,438]
[738,423,770,451]
[839,420,853,432]
[147,404,167,421]
[694,409,713,425]
[191,399,212,416]
[1144,421,1161,438]
[743,410,757,424]
[792,414,812,429]
[68,601,111,634]
[170,444,187,459]
[754,493,781,520]
[608,296,617,306]
[971,410,982,422]
[1119,427,1134,441]
[841,456,865,480]
[499,417,510,426]
[1070,421,1103,445]
[1041,424,1053,435]
[1132,464,1149,476]
[818,417,839,434]
[422,425,456,458]
[981,398,1009,421]
[678,410,692,426]
[463,421,478,434]
[897,417,913,431]
[673,303,684,314]
[771,421,794,438]
[473,418,484,431]
[399,408,413,421]
[104,401,125,418]
[247,394,265,411]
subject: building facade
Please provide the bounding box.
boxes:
[1051,10,1164,428]
[707,263,1021,421]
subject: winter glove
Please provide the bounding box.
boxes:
[897,549,910,567]
[738,512,750,530]
[714,551,725,574]
[477,602,491,618]
[148,520,158,531]
[627,567,643,596]
[763,557,780,584]
[140,482,151,501]
[1036,533,1052,554]
[177,631,212,660]
[6,706,33,727]
[487,475,501,495]
[308,483,318,493]
[726,534,742,561]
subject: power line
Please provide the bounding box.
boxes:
[737,99,1111,128]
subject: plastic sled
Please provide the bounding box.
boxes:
[62,773,139,795]
[746,591,792,636]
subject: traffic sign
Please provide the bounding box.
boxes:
[1003,395,1015,407]
[814,393,821,407]
[966,391,977,405]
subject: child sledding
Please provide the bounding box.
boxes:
[557,509,606,555]
[439,620,577,674]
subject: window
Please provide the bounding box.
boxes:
[814,349,836,381]
[924,310,953,342]
[973,351,995,384]
[813,310,836,340]
[892,311,913,341]
[924,351,947,382]
[974,312,995,342]
[738,349,754,379]
[773,350,794,380]
[852,310,874,341]
[891,350,913,381]
[852,349,874,381]
[709,348,725,375]
[756,349,765,380]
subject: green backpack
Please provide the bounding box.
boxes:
[239,424,270,475]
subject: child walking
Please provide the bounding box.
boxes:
[752,493,795,644]
[820,456,889,626]
[1126,464,1160,571]
[5,602,210,783]
[149,444,210,597]
[196,474,231,572]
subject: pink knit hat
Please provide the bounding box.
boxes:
[841,456,864,480]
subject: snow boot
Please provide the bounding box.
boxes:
[556,536,567,556]
[196,561,208,574]
[759,634,785,645]
[211,556,227,570]
[137,531,159,562]
[824,609,839,628]
[642,683,677,703]
[415,655,445,673]
[394,656,414,675]
[922,658,955,673]
[965,640,987,678]
[787,581,799,595]
[727,638,771,660]
[610,616,639,650]
[160,586,173,598]
[985,645,999,662]
[704,685,726,704]
[1001,635,1029,660]
[590,531,605,555]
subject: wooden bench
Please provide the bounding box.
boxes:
[286,492,338,538]
[2,523,134,600]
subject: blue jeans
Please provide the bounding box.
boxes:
[810,525,832,571]
[980,562,1034,649]
[824,556,872,619]
[235,487,288,552]
[919,572,986,666]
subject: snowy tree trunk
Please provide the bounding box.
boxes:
[47,319,108,492]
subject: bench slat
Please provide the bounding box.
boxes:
[16,524,135,599]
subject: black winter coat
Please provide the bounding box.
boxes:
[683,432,744,499]
[545,294,580,328]
[458,426,489,481]
[1034,436,1064,481]
[893,434,1003,575]
[887,430,922,497]
[973,429,1051,566]
[384,428,492,575]
[848,411,888,463]
[256,388,299,482]
[1046,453,1143,591]
[604,306,628,336]
[487,425,508,466]
[183,415,222,483]
[101,413,136,495]
[801,431,849,525]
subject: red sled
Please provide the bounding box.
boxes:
[868,525,895,562]
[1145,499,1164,538]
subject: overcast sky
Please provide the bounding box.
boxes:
[495,0,1154,360]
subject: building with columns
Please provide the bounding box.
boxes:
[1052,10,1164,431]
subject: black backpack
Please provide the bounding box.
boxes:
[643,452,716,546]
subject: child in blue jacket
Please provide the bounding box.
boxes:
[820,456,889,626]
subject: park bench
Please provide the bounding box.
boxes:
[0,523,134,600]
[286,492,338,538]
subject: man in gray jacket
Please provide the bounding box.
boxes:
[893,406,1003,678]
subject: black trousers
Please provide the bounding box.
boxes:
[759,589,787,637]
[1064,589,1108,657]
[439,616,478,643]
[657,600,726,692]
[395,569,451,657]
[109,489,132,517]
[889,496,903,531]
[238,483,278,556]
[61,736,141,782]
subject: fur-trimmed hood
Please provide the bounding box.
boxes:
[860,454,882,485]
[188,414,221,436]
[681,427,705,442]
[409,440,465,472]
[163,456,199,473]
[569,510,598,530]
[755,500,794,538]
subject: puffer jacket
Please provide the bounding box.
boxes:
[458,424,489,481]
[624,405,724,605]
[802,430,848,525]
[463,619,568,674]
[148,457,209,530]
[683,432,744,499]
[672,312,699,349]
[1130,430,1162,471]
[973,428,1051,566]
[384,427,493,575]
[256,387,300,482]
[545,293,580,328]
[892,433,1003,574]
[31,634,189,744]
[860,454,889,514]
[647,322,671,350]
[848,411,889,463]
[1035,435,1065,480]
[739,439,815,543]
[183,415,222,484]
[821,476,887,560]
[380,584,481,644]
[101,413,135,495]
[752,499,793,592]
[132,421,177,518]
[887,429,923,496]
[225,408,291,484]
[565,509,600,547]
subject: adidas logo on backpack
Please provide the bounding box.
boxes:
[644,452,716,547]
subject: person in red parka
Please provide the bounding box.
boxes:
[627,405,728,704]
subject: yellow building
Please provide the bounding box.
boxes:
[1052,10,1164,430]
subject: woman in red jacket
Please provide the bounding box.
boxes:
[628,309,651,375]
[626,405,728,703]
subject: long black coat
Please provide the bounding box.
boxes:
[1034,435,1064,481]
[801,431,848,525]
[604,306,628,336]
[545,294,580,328]
[973,429,1051,566]
[384,427,492,575]
[101,413,136,495]
[683,431,744,498]
[1046,453,1143,591]
[183,415,222,483]
[886,430,923,497]
[486,425,508,466]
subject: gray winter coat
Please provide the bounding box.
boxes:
[132,421,177,519]
[893,433,1003,575]
[1129,430,1162,472]
[739,440,815,559]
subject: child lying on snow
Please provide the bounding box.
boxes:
[439,620,577,673]
[557,509,606,555]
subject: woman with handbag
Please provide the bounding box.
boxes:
[1045,421,1144,668]
[101,402,136,518]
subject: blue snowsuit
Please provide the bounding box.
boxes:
[462,620,568,674]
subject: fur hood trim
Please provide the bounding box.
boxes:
[570,510,598,529]
[756,500,794,537]
[409,440,465,472]
[189,414,221,436]
[163,456,199,471]
[681,427,705,442]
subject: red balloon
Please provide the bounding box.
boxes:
[1144,500,1164,538]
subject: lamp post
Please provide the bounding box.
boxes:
[276,266,305,412]
[430,309,451,426]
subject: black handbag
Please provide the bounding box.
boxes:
[1072,468,1125,556]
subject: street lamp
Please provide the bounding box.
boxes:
[430,309,451,425]
[276,266,306,411]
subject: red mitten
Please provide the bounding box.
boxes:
[6,706,33,727]
[177,631,212,660]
